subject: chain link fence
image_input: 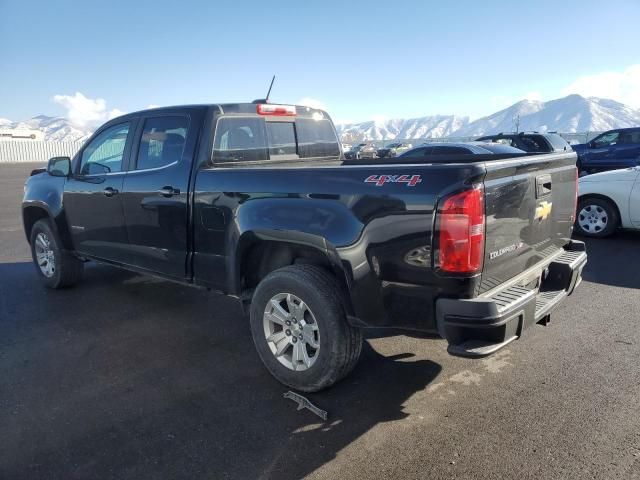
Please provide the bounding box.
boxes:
[0,141,84,163]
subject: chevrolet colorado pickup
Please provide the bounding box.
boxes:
[23,102,587,391]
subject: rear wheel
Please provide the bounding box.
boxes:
[249,265,363,392]
[575,197,618,238]
[30,219,84,288]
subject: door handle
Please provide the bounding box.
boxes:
[157,186,180,197]
[103,187,119,197]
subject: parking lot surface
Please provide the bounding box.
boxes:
[1,163,639,480]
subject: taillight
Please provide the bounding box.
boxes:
[256,104,296,116]
[437,186,485,274]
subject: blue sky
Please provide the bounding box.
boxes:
[1,0,639,125]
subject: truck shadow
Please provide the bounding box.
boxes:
[0,261,442,480]
[578,230,640,289]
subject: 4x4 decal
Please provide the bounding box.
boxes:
[364,174,422,187]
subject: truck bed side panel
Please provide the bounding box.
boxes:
[193,163,485,331]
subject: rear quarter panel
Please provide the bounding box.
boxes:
[193,162,485,330]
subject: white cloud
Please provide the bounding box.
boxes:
[296,97,327,110]
[561,64,640,108]
[147,104,161,109]
[52,92,124,128]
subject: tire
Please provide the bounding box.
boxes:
[575,197,619,238]
[30,219,84,288]
[249,265,363,392]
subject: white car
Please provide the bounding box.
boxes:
[576,167,640,237]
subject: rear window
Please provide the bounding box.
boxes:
[400,147,432,157]
[519,135,547,152]
[477,143,524,154]
[546,134,570,151]
[296,118,340,158]
[431,146,472,155]
[212,116,339,164]
[487,137,517,147]
[266,122,297,158]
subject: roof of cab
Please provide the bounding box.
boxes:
[107,103,328,124]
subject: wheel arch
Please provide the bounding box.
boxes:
[22,202,74,249]
[231,229,354,315]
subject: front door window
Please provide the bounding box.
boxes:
[79,123,131,175]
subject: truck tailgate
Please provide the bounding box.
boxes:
[479,153,578,294]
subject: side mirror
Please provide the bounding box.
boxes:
[47,156,71,177]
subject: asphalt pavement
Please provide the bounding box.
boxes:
[1,163,639,480]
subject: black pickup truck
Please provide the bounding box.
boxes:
[23,102,587,391]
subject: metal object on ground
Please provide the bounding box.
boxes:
[283,391,328,421]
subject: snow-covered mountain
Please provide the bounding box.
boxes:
[337,115,470,142]
[337,95,640,141]
[3,95,640,143]
[453,95,640,137]
[1,115,92,142]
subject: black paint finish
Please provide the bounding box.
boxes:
[23,103,579,334]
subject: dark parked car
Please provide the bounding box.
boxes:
[377,142,412,158]
[398,141,526,159]
[571,127,640,173]
[476,132,571,153]
[344,142,377,159]
[22,103,585,391]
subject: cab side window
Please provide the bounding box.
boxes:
[80,123,130,175]
[136,116,189,170]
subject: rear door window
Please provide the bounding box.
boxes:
[619,131,640,144]
[135,116,189,170]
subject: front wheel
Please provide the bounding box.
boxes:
[249,265,363,392]
[575,197,619,238]
[30,219,84,288]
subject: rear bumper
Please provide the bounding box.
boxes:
[436,240,587,357]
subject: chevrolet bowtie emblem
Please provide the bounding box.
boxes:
[535,201,553,221]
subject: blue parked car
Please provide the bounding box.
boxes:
[573,127,640,174]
